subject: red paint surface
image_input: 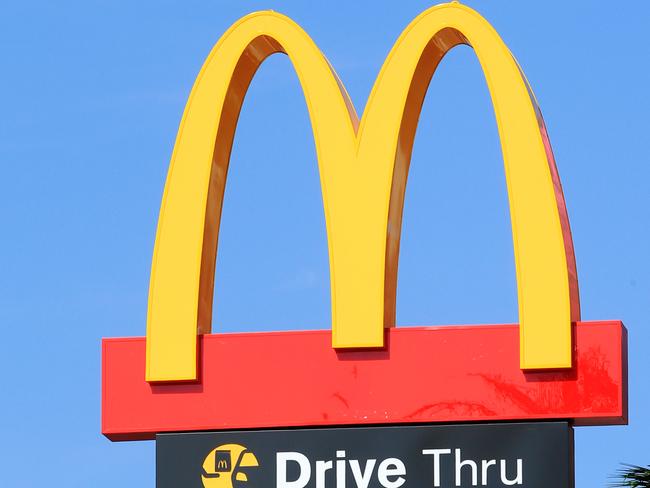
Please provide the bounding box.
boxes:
[102,321,627,441]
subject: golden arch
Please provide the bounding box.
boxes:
[146,3,580,381]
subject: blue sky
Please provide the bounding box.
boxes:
[1,1,648,486]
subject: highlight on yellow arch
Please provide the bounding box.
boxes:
[145,2,580,381]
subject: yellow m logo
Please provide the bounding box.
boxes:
[146,3,579,381]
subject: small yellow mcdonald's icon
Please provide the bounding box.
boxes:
[202,444,259,488]
[145,2,580,382]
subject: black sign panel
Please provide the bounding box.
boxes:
[157,422,573,488]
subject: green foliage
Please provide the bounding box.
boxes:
[610,464,650,487]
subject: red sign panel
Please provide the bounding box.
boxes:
[103,321,626,441]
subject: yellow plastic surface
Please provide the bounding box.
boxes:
[146,3,579,381]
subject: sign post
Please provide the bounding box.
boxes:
[102,3,627,486]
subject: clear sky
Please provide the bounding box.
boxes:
[1,1,648,486]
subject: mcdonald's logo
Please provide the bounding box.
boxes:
[102,3,627,441]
